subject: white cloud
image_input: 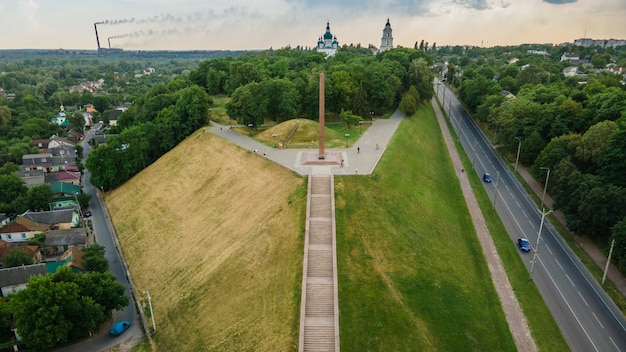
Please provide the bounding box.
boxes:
[18,0,39,29]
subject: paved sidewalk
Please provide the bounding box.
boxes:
[516,165,626,297]
[208,109,403,176]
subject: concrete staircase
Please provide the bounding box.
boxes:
[298,175,340,352]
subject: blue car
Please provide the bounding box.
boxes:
[483,172,492,183]
[109,321,131,336]
[518,238,531,252]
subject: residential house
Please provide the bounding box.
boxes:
[45,247,85,273]
[16,169,45,188]
[47,135,74,149]
[48,181,81,196]
[0,242,43,268]
[44,228,87,255]
[22,153,53,172]
[15,215,50,233]
[18,209,78,230]
[31,139,50,151]
[560,52,580,63]
[49,197,78,211]
[108,109,122,127]
[0,264,47,296]
[0,224,40,243]
[53,171,81,185]
[0,214,9,227]
[500,90,516,99]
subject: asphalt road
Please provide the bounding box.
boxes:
[436,83,626,352]
[54,123,141,352]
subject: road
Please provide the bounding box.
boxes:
[54,123,141,352]
[436,83,626,352]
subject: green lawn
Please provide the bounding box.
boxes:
[335,103,518,351]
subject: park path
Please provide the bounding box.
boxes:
[431,98,538,352]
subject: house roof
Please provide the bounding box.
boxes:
[48,182,81,195]
[55,171,81,181]
[0,245,40,262]
[32,139,50,150]
[22,153,53,167]
[0,263,47,288]
[15,217,49,232]
[44,228,86,247]
[45,247,85,273]
[108,109,122,121]
[0,223,31,234]
[20,209,75,225]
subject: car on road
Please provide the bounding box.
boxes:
[84,210,92,217]
[518,238,532,252]
[483,172,492,183]
[109,321,131,336]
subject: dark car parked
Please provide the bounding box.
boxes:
[84,210,92,217]
[483,172,492,183]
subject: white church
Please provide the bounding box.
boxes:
[316,21,339,56]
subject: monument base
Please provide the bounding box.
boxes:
[301,151,343,165]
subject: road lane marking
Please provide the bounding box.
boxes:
[593,312,605,329]
[555,258,563,270]
[566,273,576,288]
[540,258,599,351]
[578,291,589,306]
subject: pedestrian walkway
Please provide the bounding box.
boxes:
[298,175,339,352]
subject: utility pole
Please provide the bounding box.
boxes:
[144,290,156,332]
[530,209,553,280]
[602,239,616,285]
[514,137,521,175]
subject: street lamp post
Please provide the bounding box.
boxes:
[272,133,277,148]
[248,123,254,136]
[540,167,551,211]
[344,133,350,148]
[514,137,522,175]
[359,121,364,135]
[529,209,553,280]
[143,290,156,332]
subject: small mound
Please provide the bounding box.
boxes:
[258,119,342,146]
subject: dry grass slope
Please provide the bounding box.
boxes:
[105,129,306,351]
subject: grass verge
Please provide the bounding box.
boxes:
[335,103,517,351]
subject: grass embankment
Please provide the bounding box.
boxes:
[106,130,307,351]
[443,105,569,350]
[335,104,517,351]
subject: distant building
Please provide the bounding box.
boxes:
[574,38,626,48]
[379,19,393,53]
[316,21,339,57]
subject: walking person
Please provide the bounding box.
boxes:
[357,147,360,154]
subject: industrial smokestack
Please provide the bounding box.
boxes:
[94,22,101,50]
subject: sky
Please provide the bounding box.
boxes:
[0,0,625,51]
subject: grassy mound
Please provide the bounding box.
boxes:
[105,130,306,351]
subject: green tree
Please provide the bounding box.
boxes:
[76,192,91,211]
[598,129,626,187]
[407,58,434,102]
[340,109,362,129]
[84,244,109,273]
[0,174,28,214]
[610,217,626,272]
[27,184,53,211]
[4,249,34,268]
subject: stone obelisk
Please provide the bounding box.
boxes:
[318,72,325,159]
